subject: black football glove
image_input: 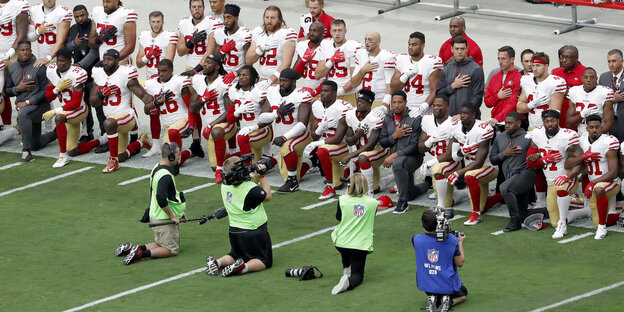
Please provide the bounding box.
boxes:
[272,136,286,147]
[96,26,118,44]
[153,90,173,106]
[185,30,207,49]
[181,64,203,77]
[277,103,296,117]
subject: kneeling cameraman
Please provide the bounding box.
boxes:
[206,155,273,277]
[412,209,467,312]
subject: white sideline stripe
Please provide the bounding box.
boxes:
[118,175,150,186]
[530,280,624,312]
[557,232,594,244]
[301,198,337,210]
[183,183,215,194]
[64,224,339,312]
[0,162,21,170]
[0,166,93,197]
[491,230,505,236]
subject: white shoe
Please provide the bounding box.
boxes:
[142,144,160,157]
[331,274,350,295]
[428,192,437,200]
[552,221,567,239]
[52,155,69,168]
[594,225,607,240]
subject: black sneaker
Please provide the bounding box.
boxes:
[393,201,409,214]
[19,150,33,162]
[115,242,133,257]
[206,255,219,276]
[190,140,205,158]
[277,176,299,193]
[221,258,245,277]
[123,246,142,265]
[79,133,94,144]
[95,142,109,153]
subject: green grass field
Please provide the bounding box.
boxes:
[1,150,624,312]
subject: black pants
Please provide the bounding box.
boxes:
[83,80,106,135]
[17,103,57,150]
[500,171,535,223]
[336,246,368,290]
[393,155,425,202]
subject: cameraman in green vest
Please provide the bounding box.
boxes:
[115,142,188,265]
[330,173,378,295]
[205,155,273,277]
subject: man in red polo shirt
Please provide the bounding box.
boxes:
[484,46,522,125]
[551,45,586,129]
[438,17,483,67]
[298,0,334,41]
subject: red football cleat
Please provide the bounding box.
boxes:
[318,184,335,200]
[463,212,482,226]
[215,169,223,183]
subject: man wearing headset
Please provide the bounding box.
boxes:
[114,142,188,265]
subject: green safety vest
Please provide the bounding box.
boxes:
[331,194,377,253]
[221,181,267,230]
[149,165,186,220]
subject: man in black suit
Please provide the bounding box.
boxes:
[599,49,624,141]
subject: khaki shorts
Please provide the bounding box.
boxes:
[151,218,180,255]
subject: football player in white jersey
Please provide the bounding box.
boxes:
[339,89,388,196]
[418,95,462,209]
[580,115,621,239]
[439,103,497,225]
[189,53,236,183]
[136,11,178,158]
[0,0,29,126]
[89,49,153,173]
[526,110,583,239]
[203,4,250,74]
[42,48,101,168]
[144,59,203,168]
[245,6,296,83]
[225,65,273,162]
[257,68,314,193]
[88,0,137,64]
[391,32,443,118]
[566,67,614,136]
[517,52,567,211]
[177,0,222,71]
[306,80,353,200]
[315,19,363,105]
[293,21,325,90]
[28,0,72,67]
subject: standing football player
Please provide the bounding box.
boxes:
[42,48,101,168]
[177,0,222,73]
[89,0,137,64]
[204,4,250,74]
[391,32,442,118]
[526,110,583,239]
[136,11,178,158]
[89,49,153,173]
[315,19,363,105]
[566,67,614,136]
[245,6,296,83]
[28,0,72,67]
[292,21,325,89]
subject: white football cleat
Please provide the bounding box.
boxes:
[552,220,567,239]
[594,225,607,240]
[142,144,160,157]
[331,274,350,295]
[52,155,69,168]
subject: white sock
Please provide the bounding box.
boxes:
[343,266,351,276]
[216,166,223,171]
[568,206,591,223]
[216,259,222,267]
[99,133,108,145]
[435,178,448,208]
[361,167,374,195]
[241,263,248,274]
[453,188,468,205]
[59,152,68,158]
[556,194,571,223]
[151,138,160,149]
[536,192,546,205]
[288,170,296,177]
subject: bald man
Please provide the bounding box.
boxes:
[438,17,483,67]
[339,31,395,118]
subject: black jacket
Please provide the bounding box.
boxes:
[490,128,534,179]
[4,55,49,106]
[379,110,423,158]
